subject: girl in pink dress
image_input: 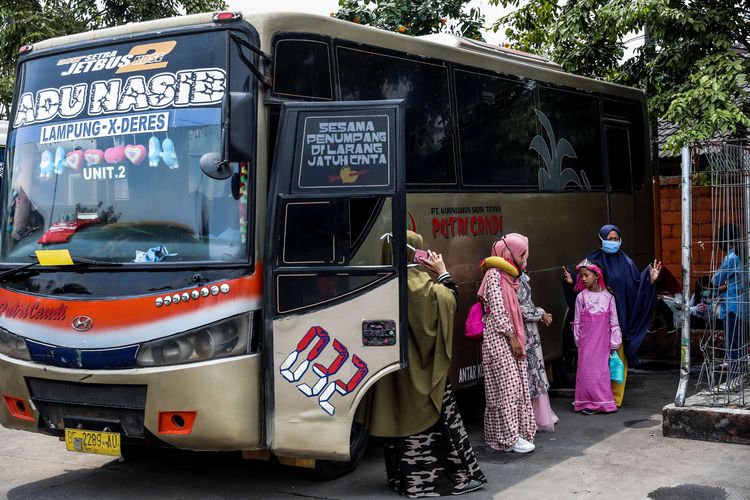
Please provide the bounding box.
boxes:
[572,259,622,414]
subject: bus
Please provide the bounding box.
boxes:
[0,10,653,474]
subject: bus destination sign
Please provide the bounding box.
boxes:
[297,114,392,189]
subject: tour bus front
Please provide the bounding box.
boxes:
[0,25,267,454]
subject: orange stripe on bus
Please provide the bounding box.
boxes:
[0,271,262,331]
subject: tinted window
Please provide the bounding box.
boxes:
[337,46,455,186]
[538,87,603,190]
[605,125,632,191]
[282,201,341,264]
[281,198,392,266]
[274,39,332,99]
[603,99,647,190]
[277,274,386,314]
[603,99,629,118]
[626,102,646,189]
[454,69,538,187]
[276,196,394,313]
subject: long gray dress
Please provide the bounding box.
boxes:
[518,273,558,431]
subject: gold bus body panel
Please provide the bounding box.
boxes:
[0,353,263,450]
[272,278,401,460]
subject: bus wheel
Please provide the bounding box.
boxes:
[314,421,369,480]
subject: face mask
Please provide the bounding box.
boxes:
[600,237,621,254]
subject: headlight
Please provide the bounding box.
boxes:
[136,313,252,367]
[0,328,31,361]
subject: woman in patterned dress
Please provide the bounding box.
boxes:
[518,272,559,431]
[362,231,486,497]
[478,233,537,453]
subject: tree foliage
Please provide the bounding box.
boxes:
[490,0,750,153]
[334,0,484,40]
[0,0,226,120]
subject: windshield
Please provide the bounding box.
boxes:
[2,32,252,265]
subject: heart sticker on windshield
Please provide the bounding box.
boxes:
[66,150,84,171]
[84,149,104,166]
[104,145,125,164]
[125,144,147,165]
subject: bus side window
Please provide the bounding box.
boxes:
[538,86,604,190]
[273,39,333,100]
[605,125,633,192]
[454,68,538,188]
[280,197,392,267]
[281,200,343,264]
[276,197,394,314]
[336,45,456,187]
[626,102,646,190]
[348,197,391,266]
[603,99,647,191]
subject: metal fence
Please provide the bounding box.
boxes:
[677,141,750,407]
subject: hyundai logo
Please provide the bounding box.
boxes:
[72,316,93,332]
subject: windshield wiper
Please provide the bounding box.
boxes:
[0,255,124,283]
[0,261,40,282]
[66,256,124,267]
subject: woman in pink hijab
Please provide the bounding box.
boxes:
[478,233,537,453]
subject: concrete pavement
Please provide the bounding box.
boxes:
[0,369,748,499]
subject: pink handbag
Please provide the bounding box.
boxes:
[465,301,486,341]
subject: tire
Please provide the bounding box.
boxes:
[314,421,369,480]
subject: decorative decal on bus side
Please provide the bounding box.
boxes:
[0,301,67,321]
[40,112,168,144]
[279,326,369,416]
[532,109,592,192]
[56,41,177,77]
[428,205,503,240]
[407,211,417,232]
[13,68,226,128]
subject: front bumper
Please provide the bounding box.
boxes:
[0,353,263,451]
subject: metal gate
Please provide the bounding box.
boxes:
[675,141,750,408]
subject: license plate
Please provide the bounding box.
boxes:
[64,428,121,457]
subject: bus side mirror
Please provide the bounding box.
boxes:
[200,152,233,180]
[228,92,253,161]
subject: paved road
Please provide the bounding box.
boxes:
[1,370,749,499]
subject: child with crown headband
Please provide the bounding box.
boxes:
[572,259,622,414]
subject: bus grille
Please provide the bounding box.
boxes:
[26,378,147,410]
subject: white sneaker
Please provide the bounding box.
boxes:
[503,436,535,453]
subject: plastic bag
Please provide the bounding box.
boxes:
[609,351,625,384]
[465,302,486,341]
[134,245,177,263]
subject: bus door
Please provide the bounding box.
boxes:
[604,120,636,252]
[264,100,406,460]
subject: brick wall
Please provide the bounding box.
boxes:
[658,176,734,285]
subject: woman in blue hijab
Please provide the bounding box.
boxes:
[563,224,662,406]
